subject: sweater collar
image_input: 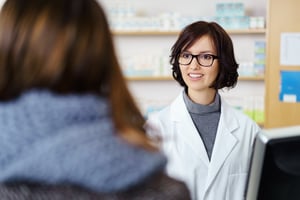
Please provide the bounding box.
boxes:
[183,91,221,115]
[0,90,167,193]
[0,90,110,136]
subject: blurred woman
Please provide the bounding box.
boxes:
[0,0,190,199]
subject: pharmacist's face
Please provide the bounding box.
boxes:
[179,35,219,93]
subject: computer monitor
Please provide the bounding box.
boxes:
[244,125,300,200]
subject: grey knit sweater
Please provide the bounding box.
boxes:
[0,90,167,193]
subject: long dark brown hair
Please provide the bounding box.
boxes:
[0,0,154,149]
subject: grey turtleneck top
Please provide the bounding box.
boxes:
[183,91,221,160]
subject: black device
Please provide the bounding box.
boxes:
[244,125,300,200]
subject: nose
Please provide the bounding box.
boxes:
[189,57,200,70]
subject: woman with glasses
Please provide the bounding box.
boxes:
[146,21,260,200]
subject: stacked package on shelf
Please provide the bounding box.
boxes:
[254,41,266,76]
[253,95,264,124]
[238,40,266,77]
[214,2,249,30]
[243,95,264,124]
[121,51,172,78]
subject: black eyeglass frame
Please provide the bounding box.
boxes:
[178,52,219,67]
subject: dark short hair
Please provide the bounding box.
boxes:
[170,21,239,90]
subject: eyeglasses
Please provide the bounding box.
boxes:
[178,52,218,67]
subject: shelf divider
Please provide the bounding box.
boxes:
[113,29,266,36]
[126,75,264,81]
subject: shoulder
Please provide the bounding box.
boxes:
[221,98,260,130]
[221,98,257,123]
[220,99,260,142]
[147,105,171,124]
[146,92,184,125]
[145,106,172,142]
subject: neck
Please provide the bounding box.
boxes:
[187,88,217,105]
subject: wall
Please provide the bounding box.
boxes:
[264,0,300,128]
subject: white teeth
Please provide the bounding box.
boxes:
[189,73,203,78]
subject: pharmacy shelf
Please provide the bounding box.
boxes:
[127,75,264,81]
[257,122,264,128]
[113,30,180,36]
[118,29,266,82]
[227,29,266,34]
[238,76,264,81]
[113,29,266,36]
[126,76,172,81]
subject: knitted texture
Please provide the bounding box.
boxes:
[0,90,167,193]
[0,173,191,200]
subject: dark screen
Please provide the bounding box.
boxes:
[257,136,300,200]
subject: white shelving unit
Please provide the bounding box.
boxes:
[116,30,265,126]
[101,0,267,125]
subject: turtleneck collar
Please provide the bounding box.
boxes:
[183,91,221,115]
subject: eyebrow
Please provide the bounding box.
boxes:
[182,50,216,54]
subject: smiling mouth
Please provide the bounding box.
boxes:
[188,73,203,78]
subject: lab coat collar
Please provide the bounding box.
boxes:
[206,97,239,190]
[170,92,210,166]
[170,92,239,191]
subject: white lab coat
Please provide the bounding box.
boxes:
[146,91,260,200]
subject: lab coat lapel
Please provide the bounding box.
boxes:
[170,93,210,166]
[205,100,238,189]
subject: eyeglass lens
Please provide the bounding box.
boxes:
[179,53,216,67]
